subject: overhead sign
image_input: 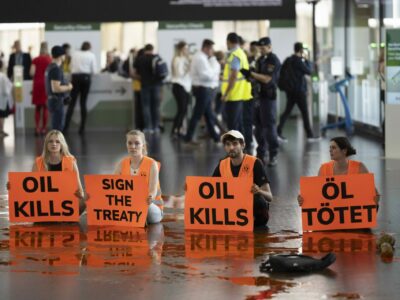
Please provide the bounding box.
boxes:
[185,176,253,232]
[85,175,149,227]
[3,0,295,22]
[300,173,377,231]
[8,172,80,223]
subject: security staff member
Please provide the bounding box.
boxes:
[241,37,281,167]
[221,32,252,149]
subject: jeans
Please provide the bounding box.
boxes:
[185,86,219,142]
[47,96,64,131]
[141,84,161,130]
[254,98,279,158]
[278,91,313,137]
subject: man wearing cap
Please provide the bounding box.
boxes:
[221,33,253,152]
[212,130,272,228]
[277,42,317,141]
[45,46,73,131]
[241,37,281,166]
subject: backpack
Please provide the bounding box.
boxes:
[152,55,168,81]
[278,56,296,92]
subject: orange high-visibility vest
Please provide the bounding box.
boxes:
[319,160,361,176]
[219,154,256,178]
[35,156,76,172]
[120,156,163,210]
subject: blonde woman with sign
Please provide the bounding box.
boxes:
[114,130,163,224]
[32,129,86,214]
[298,136,380,206]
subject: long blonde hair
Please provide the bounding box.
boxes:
[126,130,147,156]
[171,41,187,78]
[41,130,72,167]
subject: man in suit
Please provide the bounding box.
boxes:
[7,40,32,80]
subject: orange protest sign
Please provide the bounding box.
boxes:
[85,175,148,227]
[8,172,79,223]
[85,226,151,268]
[300,173,377,231]
[185,176,253,232]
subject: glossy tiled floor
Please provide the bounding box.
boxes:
[0,117,399,300]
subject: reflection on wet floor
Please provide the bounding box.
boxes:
[0,195,399,298]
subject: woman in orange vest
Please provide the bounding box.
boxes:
[32,129,85,213]
[114,130,163,224]
[298,136,380,206]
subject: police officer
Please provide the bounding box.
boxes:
[241,37,281,167]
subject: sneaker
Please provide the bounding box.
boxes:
[268,156,278,167]
[278,135,288,143]
[307,136,321,142]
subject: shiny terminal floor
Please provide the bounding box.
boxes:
[0,117,399,300]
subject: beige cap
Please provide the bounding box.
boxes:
[220,130,245,143]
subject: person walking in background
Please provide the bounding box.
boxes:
[183,39,220,144]
[61,43,72,80]
[170,41,191,138]
[0,60,13,137]
[277,42,318,142]
[64,41,97,135]
[134,44,166,134]
[45,46,73,131]
[30,42,52,136]
[7,40,32,80]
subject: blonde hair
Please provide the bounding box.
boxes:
[171,41,187,78]
[40,42,49,56]
[41,130,72,169]
[126,130,147,155]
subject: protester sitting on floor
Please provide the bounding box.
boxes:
[32,129,86,214]
[212,130,273,228]
[298,136,380,206]
[114,130,164,224]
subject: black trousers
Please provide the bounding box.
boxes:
[278,91,313,138]
[64,73,91,132]
[171,83,190,135]
[254,194,269,227]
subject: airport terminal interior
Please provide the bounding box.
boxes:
[1,0,400,299]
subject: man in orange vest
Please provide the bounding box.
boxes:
[212,130,273,228]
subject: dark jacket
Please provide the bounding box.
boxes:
[7,52,32,80]
[290,54,311,93]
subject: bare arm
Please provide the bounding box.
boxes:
[73,161,84,198]
[251,182,273,202]
[113,161,122,175]
[30,64,36,77]
[222,69,238,101]
[32,162,38,172]
[148,161,159,200]
[51,80,72,93]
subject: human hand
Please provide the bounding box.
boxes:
[251,184,261,194]
[374,193,381,204]
[6,181,10,190]
[68,83,73,91]
[297,194,304,206]
[147,195,153,205]
[74,189,84,200]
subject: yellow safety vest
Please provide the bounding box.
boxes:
[221,47,252,102]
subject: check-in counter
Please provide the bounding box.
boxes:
[16,73,133,131]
